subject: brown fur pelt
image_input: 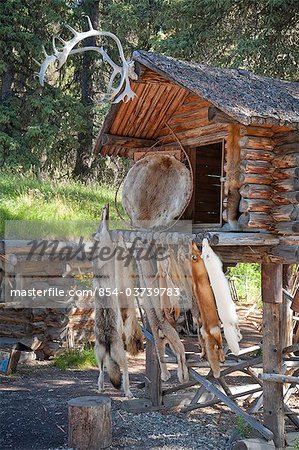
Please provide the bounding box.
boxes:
[122,154,192,228]
[121,308,144,356]
[225,124,241,229]
[191,242,225,378]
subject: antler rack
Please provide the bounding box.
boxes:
[39,16,138,104]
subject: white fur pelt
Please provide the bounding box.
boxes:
[201,238,242,355]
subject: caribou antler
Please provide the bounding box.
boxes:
[38,16,137,104]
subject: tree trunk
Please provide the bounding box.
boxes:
[73,2,100,180]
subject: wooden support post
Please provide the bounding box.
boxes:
[68,396,112,450]
[262,263,285,449]
[145,319,162,407]
[282,265,294,348]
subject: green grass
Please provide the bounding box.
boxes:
[0,172,125,238]
[54,347,97,370]
[234,416,253,439]
[228,263,261,305]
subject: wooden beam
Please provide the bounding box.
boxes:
[281,265,294,348]
[259,373,299,384]
[100,133,156,148]
[93,103,120,155]
[262,263,285,449]
[143,326,162,406]
[261,263,283,304]
[208,106,235,124]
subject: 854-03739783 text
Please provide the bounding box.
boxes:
[95,287,181,297]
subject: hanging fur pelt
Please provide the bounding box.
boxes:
[115,236,144,356]
[201,238,242,355]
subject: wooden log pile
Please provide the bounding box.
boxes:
[0,244,95,359]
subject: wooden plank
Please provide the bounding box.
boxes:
[259,373,299,384]
[262,264,285,448]
[152,87,188,138]
[101,134,156,148]
[145,320,162,407]
[261,263,283,304]
[93,103,120,155]
[208,106,235,123]
[143,327,273,441]
[188,368,273,441]
[112,82,145,135]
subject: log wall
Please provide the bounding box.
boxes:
[238,126,275,231]
[237,127,298,236]
[272,131,299,235]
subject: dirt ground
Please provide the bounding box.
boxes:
[0,308,298,450]
[0,357,236,450]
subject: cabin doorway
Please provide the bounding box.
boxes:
[191,141,224,226]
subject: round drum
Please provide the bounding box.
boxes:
[122,153,192,229]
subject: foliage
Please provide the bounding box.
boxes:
[0,1,298,178]
[0,172,124,237]
[235,416,253,439]
[155,0,299,80]
[293,437,299,450]
[228,263,261,304]
[54,345,97,370]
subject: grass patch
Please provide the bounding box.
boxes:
[0,172,125,237]
[54,347,97,370]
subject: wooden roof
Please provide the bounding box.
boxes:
[94,50,299,156]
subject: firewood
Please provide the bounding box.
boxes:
[274,142,299,154]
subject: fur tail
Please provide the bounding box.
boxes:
[223,323,241,356]
[123,309,144,356]
[106,356,122,389]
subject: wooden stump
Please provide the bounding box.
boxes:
[68,396,112,450]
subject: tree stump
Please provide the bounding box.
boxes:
[233,438,275,450]
[68,396,112,450]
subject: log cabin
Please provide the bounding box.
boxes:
[93,51,299,447]
[0,50,298,448]
[94,50,299,264]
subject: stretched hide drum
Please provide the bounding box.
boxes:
[122,154,192,229]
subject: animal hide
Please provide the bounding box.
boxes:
[201,238,242,356]
[135,248,189,384]
[226,124,241,229]
[114,236,143,356]
[93,207,132,397]
[192,242,225,378]
[122,154,192,228]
